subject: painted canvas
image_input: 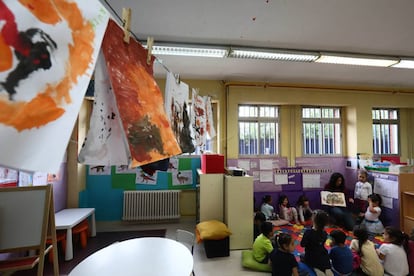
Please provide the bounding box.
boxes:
[100,19,181,168]
[0,0,109,172]
[164,72,195,153]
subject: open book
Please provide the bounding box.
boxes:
[320,191,346,207]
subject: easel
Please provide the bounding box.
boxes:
[0,185,59,276]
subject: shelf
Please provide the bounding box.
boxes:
[404,215,414,221]
[403,191,414,196]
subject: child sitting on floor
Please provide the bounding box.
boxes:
[254,211,266,240]
[350,225,383,276]
[278,194,299,224]
[300,209,333,276]
[377,226,409,276]
[297,194,313,226]
[360,193,385,236]
[328,230,353,276]
[261,195,276,220]
[252,221,274,264]
[270,232,299,276]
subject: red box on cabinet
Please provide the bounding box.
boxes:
[201,154,225,174]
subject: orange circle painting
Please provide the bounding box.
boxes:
[0,0,95,131]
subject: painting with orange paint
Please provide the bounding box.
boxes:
[0,0,109,173]
[100,19,181,168]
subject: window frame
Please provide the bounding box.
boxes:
[372,108,400,156]
[301,106,343,156]
[238,105,280,156]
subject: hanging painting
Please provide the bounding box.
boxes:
[100,19,181,168]
[191,89,207,151]
[164,72,195,153]
[0,0,109,172]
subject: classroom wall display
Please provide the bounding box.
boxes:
[80,156,201,220]
[0,0,109,173]
[164,72,195,153]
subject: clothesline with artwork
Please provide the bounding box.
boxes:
[78,19,216,169]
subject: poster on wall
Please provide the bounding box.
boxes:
[88,165,111,175]
[0,0,109,173]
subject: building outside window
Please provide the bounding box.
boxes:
[302,106,342,155]
[238,105,279,155]
[372,108,399,155]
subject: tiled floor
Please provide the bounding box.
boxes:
[97,217,269,276]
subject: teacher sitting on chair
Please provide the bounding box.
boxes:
[324,172,355,231]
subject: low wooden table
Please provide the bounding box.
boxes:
[55,208,96,261]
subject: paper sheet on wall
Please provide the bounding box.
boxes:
[275,174,288,185]
[303,174,321,188]
[374,178,399,199]
[381,195,393,209]
[260,159,273,170]
[252,171,260,181]
[260,171,273,182]
[238,160,251,170]
[0,0,109,173]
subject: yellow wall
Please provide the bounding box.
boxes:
[67,80,414,213]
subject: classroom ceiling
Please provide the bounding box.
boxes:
[100,0,414,90]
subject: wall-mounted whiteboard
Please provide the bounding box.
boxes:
[0,186,50,251]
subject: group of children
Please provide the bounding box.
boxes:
[251,169,412,275]
[253,209,412,276]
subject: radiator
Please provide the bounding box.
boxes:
[122,190,181,221]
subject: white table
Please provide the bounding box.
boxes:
[55,208,96,261]
[68,237,194,276]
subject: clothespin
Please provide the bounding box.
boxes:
[146,36,154,65]
[174,73,180,84]
[122,8,131,43]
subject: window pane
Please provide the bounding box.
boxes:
[372,109,399,155]
[302,106,341,155]
[238,105,278,155]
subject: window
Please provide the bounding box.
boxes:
[238,105,279,155]
[372,108,399,155]
[302,107,342,155]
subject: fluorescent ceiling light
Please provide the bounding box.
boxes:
[229,48,319,62]
[151,45,228,58]
[316,54,398,67]
[391,59,414,69]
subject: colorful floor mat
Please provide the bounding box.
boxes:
[273,224,384,260]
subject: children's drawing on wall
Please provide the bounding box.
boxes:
[168,157,179,172]
[191,89,207,151]
[136,167,157,185]
[89,165,111,175]
[18,171,32,186]
[0,166,18,183]
[0,0,109,173]
[164,72,195,153]
[78,53,130,166]
[115,165,136,174]
[100,20,181,169]
[173,170,193,186]
[33,172,48,186]
[47,172,60,183]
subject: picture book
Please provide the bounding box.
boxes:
[320,191,346,207]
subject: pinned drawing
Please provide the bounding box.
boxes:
[164,72,195,153]
[191,89,207,151]
[136,167,157,185]
[100,19,181,168]
[0,0,109,172]
[172,170,193,186]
